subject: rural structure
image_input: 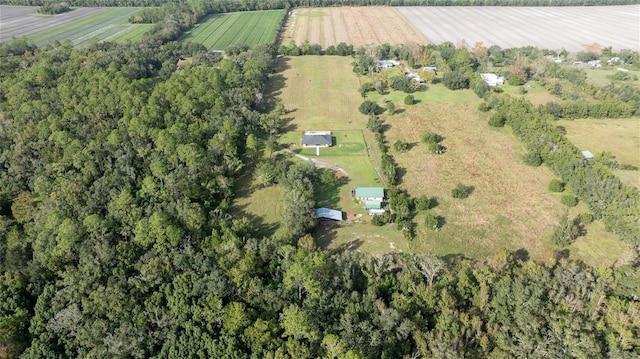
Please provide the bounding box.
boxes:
[480,73,505,86]
[302,131,333,147]
[354,187,386,215]
[316,208,343,221]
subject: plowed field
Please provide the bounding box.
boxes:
[282,7,426,48]
[397,5,640,52]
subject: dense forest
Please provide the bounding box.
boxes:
[1,1,640,357]
[1,0,638,10]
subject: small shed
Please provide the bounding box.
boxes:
[302,131,332,147]
[355,187,385,202]
[581,150,594,160]
[316,208,343,221]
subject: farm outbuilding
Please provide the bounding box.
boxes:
[581,150,594,160]
[316,208,343,221]
[302,131,333,147]
[480,73,505,86]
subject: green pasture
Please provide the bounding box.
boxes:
[25,7,148,46]
[557,118,640,167]
[584,68,640,88]
[181,10,284,50]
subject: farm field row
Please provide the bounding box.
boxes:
[0,6,148,46]
[397,5,640,52]
[181,10,285,50]
[281,6,426,49]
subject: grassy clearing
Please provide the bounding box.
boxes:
[181,10,284,50]
[570,220,636,268]
[613,170,640,189]
[378,83,572,262]
[231,162,286,238]
[584,68,640,88]
[557,118,640,167]
[22,7,145,46]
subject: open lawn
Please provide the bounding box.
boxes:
[181,10,284,50]
[0,6,148,46]
[377,83,580,262]
[282,7,426,48]
[231,162,286,238]
[557,118,640,168]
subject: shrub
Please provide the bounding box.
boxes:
[552,214,581,246]
[427,142,446,154]
[451,183,471,199]
[561,193,579,207]
[386,101,395,115]
[393,140,409,153]
[414,195,434,211]
[421,131,442,144]
[371,212,390,226]
[548,179,565,193]
[579,212,594,224]
[404,95,415,105]
[473,80,491,98]
[424,211,441,230]
[508,74,525,86]
[488,113,506,127]
[522,151,543,166]
[366,115,383,133]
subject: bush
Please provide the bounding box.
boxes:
[522,151,543,167]
[424,211,442,230]
[508,74,525,86]
[404,95,415,105]
[421,131,442,144]
[561,193,579,207]
[548,179,565,193]
[386,101,395,115]
[442,71,470,90]
[371,212,390,226]
[359,100,383,115]
[473,80,491,98]
[579,212,594,224]
[451,183,471,199]
[414,195,434,211]
[552,214,581,246]
[393,140,409,152]
[366,115,384,133]
[427,141,446,154]
[488,113,506,127]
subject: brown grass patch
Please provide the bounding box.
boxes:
[385,94,567,261]
[283,6,427,48]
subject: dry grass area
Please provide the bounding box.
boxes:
[384,89,567,261]
[281,7,426,48]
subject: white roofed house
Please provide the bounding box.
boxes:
[480,73,505,86]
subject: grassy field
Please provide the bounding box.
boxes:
[557,118,640,167]
[373,81,631,264]
[0,7,148,46]
[181,10,284,50]
[584,68,640,88]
